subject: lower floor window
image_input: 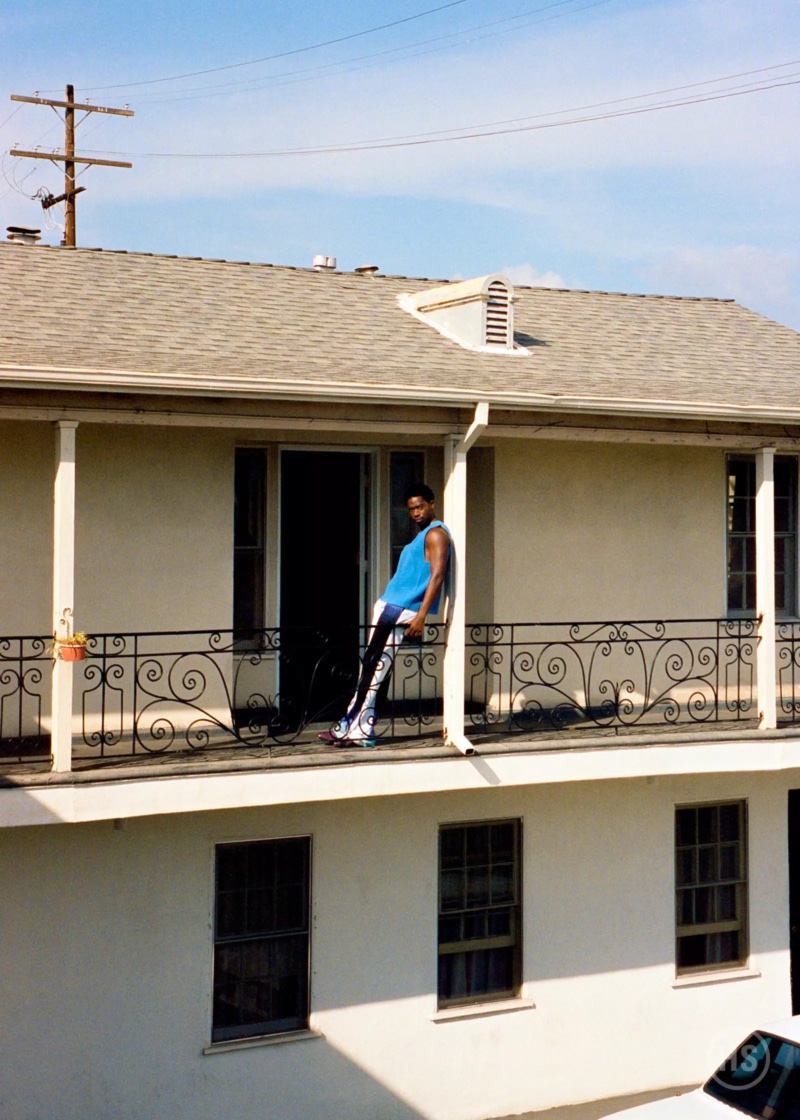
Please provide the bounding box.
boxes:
[675,801,747,973]
[213,836,310,1041]
[438,819,521,1007]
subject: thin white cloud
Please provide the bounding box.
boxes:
[500,263,568,288]
[642,244,800,326]
[8,0,795,203]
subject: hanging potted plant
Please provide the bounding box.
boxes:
[52,632,89,662]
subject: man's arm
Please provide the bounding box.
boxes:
[405,526,450,639]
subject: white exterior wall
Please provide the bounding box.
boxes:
[76,425,234,632]
[0,421,53,634]
[0,424,729,642]
[0,424,730,641]
[0,421,234,636]
[493,440,725,621]
[0,770,794,1120]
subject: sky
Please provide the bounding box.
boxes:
[2,0,800,328]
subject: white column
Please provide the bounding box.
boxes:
[51,420,78,771]
[443,436,467,748]
[442,402,489,754]
[756,447,777,729]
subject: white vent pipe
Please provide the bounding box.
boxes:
[7,226,42,245]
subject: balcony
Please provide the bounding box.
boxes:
[2,617,798,775]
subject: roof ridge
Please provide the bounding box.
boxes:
[511,282,734,304]
[0,242,451,284]
[0,244,736,302]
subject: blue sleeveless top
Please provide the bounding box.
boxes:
[382,520,450,613]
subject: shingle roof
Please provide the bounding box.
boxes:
[2,242,799,417]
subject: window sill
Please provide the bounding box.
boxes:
[672,966,761,989]
[431,997,536,1023]
[203,1028,323,1055]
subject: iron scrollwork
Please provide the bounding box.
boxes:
[467,619,757,734]
[77,624,446,757]
[0,636,50,759]
[778,621,800,721]
[0,616,767,765]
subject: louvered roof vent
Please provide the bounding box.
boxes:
[397,274,527,354]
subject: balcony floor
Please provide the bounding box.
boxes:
[3,716,798,787]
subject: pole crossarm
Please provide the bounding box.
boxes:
[8,84,133,246]
[40,186,87,209]
[11,94,134,117]
[10,149,133,169]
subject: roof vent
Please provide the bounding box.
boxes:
[313,254,337,271]
[397,274,527,354]
[7,225,41,245]
[355,264,379,275]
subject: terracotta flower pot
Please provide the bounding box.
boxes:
[56,642,87,662]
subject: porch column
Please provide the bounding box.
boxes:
[443,402,489,754]
[51,420,78,771]
[756,446,777,729]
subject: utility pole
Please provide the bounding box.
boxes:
[9,85,134,247]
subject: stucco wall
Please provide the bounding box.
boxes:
[0,421,53,634]
[493,440,725,622]
[0,422,235,636]
[466,446,495,622]
[75,425,234,633]
[1,425,729,639]
[0,771,793,1120]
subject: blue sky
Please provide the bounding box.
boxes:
[2,0,800,328]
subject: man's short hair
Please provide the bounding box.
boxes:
[405,483,435,503]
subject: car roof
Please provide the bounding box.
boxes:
[759,1015,800,1044]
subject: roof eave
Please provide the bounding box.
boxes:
[2,363,800,427]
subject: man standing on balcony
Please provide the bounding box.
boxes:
[319,484,451,746]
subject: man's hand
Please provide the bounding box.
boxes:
[405,612,427,640]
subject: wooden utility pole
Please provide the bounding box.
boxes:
[9,85,134,247]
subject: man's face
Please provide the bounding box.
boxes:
[407,495,435,529]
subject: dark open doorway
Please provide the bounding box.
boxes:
[789,789,800,1012]
[279,450,366,726]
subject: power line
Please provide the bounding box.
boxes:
[68,0,475,93]
[8,86,133,246]
[0,104,23,132]
[119,0,607,105]
[78,67,800,161]
[319,58,800,147]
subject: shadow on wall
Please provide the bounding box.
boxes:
[306,781,788,1009]
[239,1038,429,1120]
[3,1028,431,1120]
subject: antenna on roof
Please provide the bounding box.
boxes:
[8,84,134,248]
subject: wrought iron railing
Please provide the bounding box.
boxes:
[76,625,446,756]
[0,635,50,759]
[0,618,793,764]
[466,619,759,734]
[777,622,800,722]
